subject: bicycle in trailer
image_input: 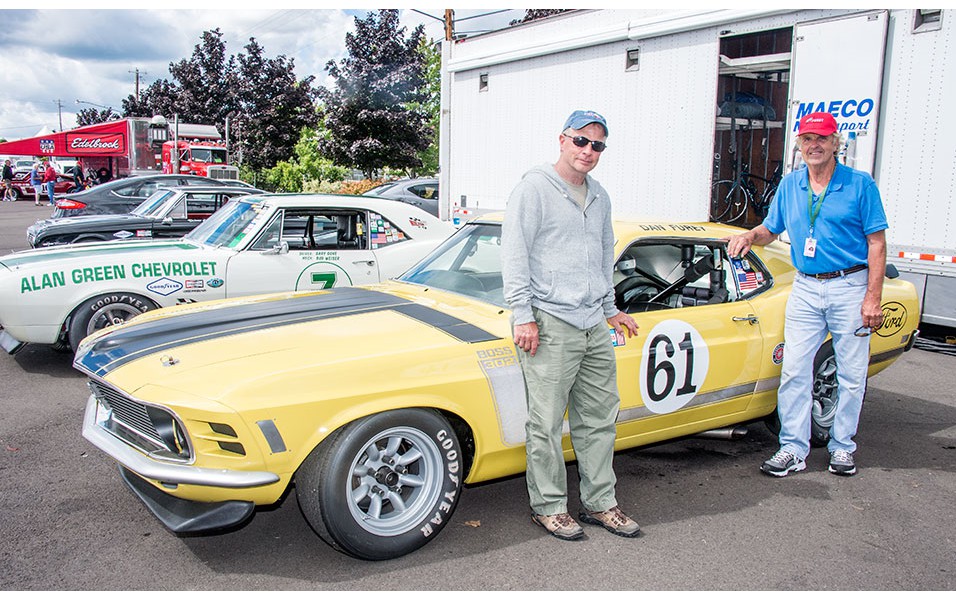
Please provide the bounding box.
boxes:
[711,161,783,225]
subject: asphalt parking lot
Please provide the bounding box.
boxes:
[0,200,954,590]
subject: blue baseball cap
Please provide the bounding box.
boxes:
[563,110,609,136]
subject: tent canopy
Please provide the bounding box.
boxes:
[0,120,130,158]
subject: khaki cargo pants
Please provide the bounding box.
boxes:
[516,308,620,516]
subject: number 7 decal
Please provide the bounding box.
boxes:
[640,320,710,414]
[311,272,337,289]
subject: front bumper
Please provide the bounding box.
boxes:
[119,467,255,533]
[0,328,25,354]
[82,393,280,489]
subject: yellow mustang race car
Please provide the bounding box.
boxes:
[77,216,919,560]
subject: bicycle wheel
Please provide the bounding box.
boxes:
[711,180,751,224]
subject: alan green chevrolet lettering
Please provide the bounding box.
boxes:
[20,261,219,294]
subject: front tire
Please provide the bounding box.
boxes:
[296,408,463,560]
[67,292,155,350]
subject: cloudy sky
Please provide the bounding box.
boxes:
[0,5,526,143]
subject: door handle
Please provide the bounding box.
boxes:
[353,259,376,266]
[732,314,759,325]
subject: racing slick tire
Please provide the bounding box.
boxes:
[8,187,20,201]
[296,408,463,560]
[764,341,846,448]
[67,292,156,351]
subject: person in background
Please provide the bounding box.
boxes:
[30,162,43,206]
[727,111,888,478]
[502,110,641,541]
[71,158,86,192]
[43,161,57,206]
[1,159,14,201]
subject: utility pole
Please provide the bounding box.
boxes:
[129,68,147,102]
[444,9,454,41]
[52,99,64,131]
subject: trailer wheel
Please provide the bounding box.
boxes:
[67,293,156,350]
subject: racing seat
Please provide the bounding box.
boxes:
[336,216,359,249]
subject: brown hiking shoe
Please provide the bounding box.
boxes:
[579,505,641,538]
[531,512,585,541]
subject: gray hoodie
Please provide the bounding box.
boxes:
[502,164,618,330]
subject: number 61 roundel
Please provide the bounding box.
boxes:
[639,319,710,414]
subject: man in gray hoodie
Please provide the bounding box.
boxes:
[502,110,641,541]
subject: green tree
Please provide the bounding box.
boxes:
[411,37,441,176]
[319,9,431,178]
[76,107,119,127]
[265,125,349,192]
[123,29,238,126]
[235,39,318,171]
[510,9,571,25]
[121,30,316,174]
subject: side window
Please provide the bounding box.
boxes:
[367,212,408,248]
[182,193,218,219]
[408,184,437,199]
[168,198,187,220]
[134,181,162,198]
[729,253,772,299]
[250,210,368,251]
[614,240,745,314]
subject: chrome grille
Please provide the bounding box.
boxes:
[89,380,190,461]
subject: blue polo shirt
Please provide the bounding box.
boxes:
[763,162,887,275]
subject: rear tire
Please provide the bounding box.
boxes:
[67,292,155,351]
[296,408,463,560]
[763,341,840,448]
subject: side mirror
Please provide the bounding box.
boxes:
[262,241,289,256]
[885,263,899,279]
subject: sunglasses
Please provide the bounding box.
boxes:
[854,326,872,337]
[563,134,607,152]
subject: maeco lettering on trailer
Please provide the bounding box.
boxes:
[793,99,875,133]
[20,261,219,293]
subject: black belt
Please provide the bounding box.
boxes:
[801,264,867,280]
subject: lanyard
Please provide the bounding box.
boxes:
[807,178,831,236]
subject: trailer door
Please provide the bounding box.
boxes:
[785,11,889,176]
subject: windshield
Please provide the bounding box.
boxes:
[190,148,227,164]
[131,189,176,216]
[185,196,269,248]
[400,222,505,307]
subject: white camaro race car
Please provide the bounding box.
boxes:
[0,194,454,353]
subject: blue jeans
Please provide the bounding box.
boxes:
[46,182,55,204]
[777,268,870,459]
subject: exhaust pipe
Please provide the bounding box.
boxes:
[695,426,749,440]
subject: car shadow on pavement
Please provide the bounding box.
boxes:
[175,380,956,584]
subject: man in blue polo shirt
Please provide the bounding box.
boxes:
[727,111,888,477]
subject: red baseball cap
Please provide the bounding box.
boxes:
[798,112,838,136]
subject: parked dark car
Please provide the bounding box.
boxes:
[28,185,263,248]
[51,174,238,218]
[8,170,73,201]
[365,177,439,216]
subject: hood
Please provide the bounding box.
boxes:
[27,214,151,233]
[0,239,201,271]
[74,286,507,407]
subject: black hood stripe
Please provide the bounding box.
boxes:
[75,287,500,377]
